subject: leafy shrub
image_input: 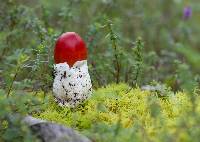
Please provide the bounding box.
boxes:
[0,89,43,142]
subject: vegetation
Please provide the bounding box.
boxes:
[35,84,200,142]
[0,0,199,141]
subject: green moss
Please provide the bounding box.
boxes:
[33,84,200,141]
[34,83,191,129]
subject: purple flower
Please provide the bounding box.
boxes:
[183,6,192,20]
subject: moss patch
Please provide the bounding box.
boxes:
[33,84,200,141]
[34,84,192,131]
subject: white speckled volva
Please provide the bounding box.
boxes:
[53,60,92,107]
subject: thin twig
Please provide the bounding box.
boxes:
[7,65,20,97]
[107,21,120,83]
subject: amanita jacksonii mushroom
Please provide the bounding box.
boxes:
[53,32,92,107]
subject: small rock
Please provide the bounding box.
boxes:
[23,116,91,142]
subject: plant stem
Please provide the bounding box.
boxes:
[7,65,20,97]
[107,21,120,83]
[126,37,143,93]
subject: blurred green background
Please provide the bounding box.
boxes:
[0,0,199,92]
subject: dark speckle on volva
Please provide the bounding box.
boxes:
[53,60,92,108]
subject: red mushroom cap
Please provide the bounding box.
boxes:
[54,32,87,67]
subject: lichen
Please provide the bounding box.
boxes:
[34,83,191,132]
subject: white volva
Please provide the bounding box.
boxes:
[53,60,92,107]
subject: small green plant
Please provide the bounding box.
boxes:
[87,18,145,87]
[6,54,29,97]
[106,20,121,84]
[175,60,198,93]
[132,37,144,86]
